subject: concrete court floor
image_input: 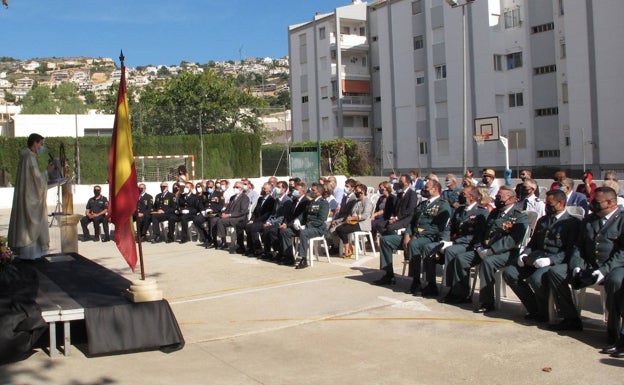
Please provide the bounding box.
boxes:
[0,208,623,385]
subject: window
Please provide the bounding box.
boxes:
[535,107,559,116]
[330,50,337,60]
[559,0,564,15]
[561,82,568,103]
[373,65,380,72]
[537,150,560,158]
[299,34,307,64]
[361,56,367,67]
[531,22,554,34]
[508,129,527,149]
[413,35,424,50]
[419,140,428,155]
[322,117,329,130]
[340,26,350,35]
[372,36,378,42]
[493,55,504,71]
[435,64,447,80]
[319,27,326,40]
[506,52,522,70]
[415,71,425,85]
[301,95,309,103]
[320,86,328,100]
[375,96,382,102]
[504,8,521,29]
[533,64,556,75]
[412,0,422,15]
[560,40,566,58]
[508,92,524,108]
[359,27,366,36]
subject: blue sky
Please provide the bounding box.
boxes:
[1,0,354,67]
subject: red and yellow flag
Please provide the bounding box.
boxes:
[108,58,138,271]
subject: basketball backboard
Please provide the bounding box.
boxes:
[474,116,500,141]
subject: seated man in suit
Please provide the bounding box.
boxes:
[213,181,250,253]
[504,190,580,322]
[168,181,200,244]
[260,181,293,260]
[290,183,330,270]
[135,183,153,241]
[558,178,589,214]
[150,182,175,243]
[278,181,310,266]
[374,174,419,236]
[445,186,528,313]
[373,180,451,293]
[550,187,624,356]
[438,185,489,303]
[243,182,276,256]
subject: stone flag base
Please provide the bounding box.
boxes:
[125,278,163,302]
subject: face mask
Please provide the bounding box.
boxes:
[410,176,415,181]
[94,189,101,196]
[160,186,167,193]
[545,204,558,216]
[289,186,295,192]
[184,188,190,194]
[379,189,384,195]
[173,187,179,194]
[292,190,300,198]
[481,177,489,185]
[519,186,529,197]
[272,187,281,196]
[354,192,362,198]
[420,189,431,199]
[391,178,398,184]
[139,188,145,194]
[221,185,227,191]
[37,145,45,154]
[457,194,467,205]
[207,187,214,194]
[232,187,240,195]
[242,185,249,191]
[494,197,506,209]
[445,181,451,188]
[394,182,404,191]
[260,190,267,196]
[196,187,203,194]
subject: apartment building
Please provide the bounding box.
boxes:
[289,0,624,175]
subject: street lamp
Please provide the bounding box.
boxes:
[446,0,476,175]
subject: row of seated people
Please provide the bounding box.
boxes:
[371,178,624,358]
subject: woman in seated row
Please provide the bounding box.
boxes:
[334,183,374,258]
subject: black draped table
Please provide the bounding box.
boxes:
[32,253,184,356]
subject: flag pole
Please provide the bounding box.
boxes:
[119,51,146,281]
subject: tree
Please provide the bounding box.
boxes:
[55,82,87,114]
[21,85,56,114]
[157,66,170,76]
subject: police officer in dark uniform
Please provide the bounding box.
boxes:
[551,187,624,354]
[278,181,310,265]
[150,182,176,243]
[294,183,330,269]
[196,180,225,248]
[436,185,490,303]
[80,185,110,242]
[169,181,200,243]
[135,183,153,240]
[446,186,528,313]
[503,189,580,322]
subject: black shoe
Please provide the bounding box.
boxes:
[206,242,217,249]
[328,246,340,256]
[524,313,548,323]
[405,283,421,295]
[474,303,495,313]
[151,236,162,244]
[601,343,621,355]
[165,238,173,243]
[80,235,90,242]
[218,242,228,249]
[438,294,459,304]
[548,318,583,331]
[421,283,439,298]
[281,258,295,266]
[102,237,111,242]
[295,259,308,269]
[373,275,396,286]
[235,247,246,254]
[93,236,100,242]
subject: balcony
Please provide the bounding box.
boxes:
[330,33,368,51]
[331,64,370,80]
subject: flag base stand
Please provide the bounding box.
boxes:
[125,278,163,303]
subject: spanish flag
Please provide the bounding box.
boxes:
[108,53,138,271]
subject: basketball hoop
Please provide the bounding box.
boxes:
[473,133,490,146]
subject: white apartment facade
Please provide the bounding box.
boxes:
[289,0,624,176]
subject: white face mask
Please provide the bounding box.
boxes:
[184,188,190,194]
[242,184,249,191]
[196,187,203,194]
[232,187,240,195]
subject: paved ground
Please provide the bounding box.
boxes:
[1,207,623,385]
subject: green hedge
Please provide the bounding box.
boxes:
[0,133,262,186]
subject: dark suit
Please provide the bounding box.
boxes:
[243,194,276,253]
[215,193,250,251]
[375,188,419,235]
[278,196,310,262]
[262,195,293,255]
[552,208,624,339]
[150,191,175,241]
[441,203,490,287]
[447,206,528,305]
[136,192,153,238]
[297,197,330,258]
[504,211,580,318]
[380,197,451,283]
[567,191,589,213]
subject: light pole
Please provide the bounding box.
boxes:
[446,0,475,175]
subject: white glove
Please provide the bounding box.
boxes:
[533,258,551,268]
[293,219,301,231]
[517,254,527,267]
[592,270,605,284]
[206,208,213,212]
[181,209,189,214]
[201,210,207,216]
[477,247,492,259]
[572,267,581,276]
[440,241,453,252]
[299,225,306,230]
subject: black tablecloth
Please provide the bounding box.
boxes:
[32,253,184,356]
